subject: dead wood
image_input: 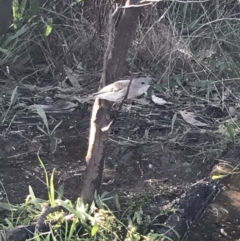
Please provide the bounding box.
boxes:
[80,0,143,204]
[151,180,220,240]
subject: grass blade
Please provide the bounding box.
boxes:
[34,105,50,134]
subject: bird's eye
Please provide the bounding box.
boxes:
[141,82,145,85]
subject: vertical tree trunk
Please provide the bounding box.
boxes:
[0,0,13,35]
[81,0,141,204]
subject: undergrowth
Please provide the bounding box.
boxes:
[133,1,240,94]
[0,156,172,241]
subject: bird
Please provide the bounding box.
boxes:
[89,76,152,102]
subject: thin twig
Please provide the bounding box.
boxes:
[117,76,134,112]
[121,3,153,8]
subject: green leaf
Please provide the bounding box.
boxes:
[28,186,41,210]
[20,0,28,17]
[211,174,228,180]
[12,0,21,28]
[170,112,177,134]
[37,154,50,190]
[173,74,183,87]
[0,202,18,211]
[28,0,40,21]
[45,18,53,37]
[0,47,14,58]
[56,199,92,230]
[215,60,225,68]
[68,219,78,239]
[12,0,27,29]
[10,87,18,105]
[206,80,213,100]
[91,225,99,237]
[50,120,62,135]
[37,125,48,136]
[49,169,56,206]
[4,218,15,229]
[33,105,50,134]
[2,25,31,47]
[225,124,235,143]
[192,80,208,88]
[153,84,162,92]
[115,194,121,212]
[57,183,65,200]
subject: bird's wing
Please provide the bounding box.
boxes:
[112,80,130,92]
[93,80,129,95]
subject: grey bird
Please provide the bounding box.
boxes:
[90,76,152,102]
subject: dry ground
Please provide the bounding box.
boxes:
[1,71,240,240]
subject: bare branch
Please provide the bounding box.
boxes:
[35,206,62,233]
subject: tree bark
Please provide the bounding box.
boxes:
[0,0,13,35]
[81,0,141,204]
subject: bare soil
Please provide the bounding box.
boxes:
[0,75,240,240]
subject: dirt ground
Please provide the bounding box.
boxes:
[1,74,240,240]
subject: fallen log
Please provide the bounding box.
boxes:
[149,179,220,240]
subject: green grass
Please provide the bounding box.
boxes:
[0,155,175,241]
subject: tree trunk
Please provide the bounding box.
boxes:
[81,0,141,204]
[0,0,13,35]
